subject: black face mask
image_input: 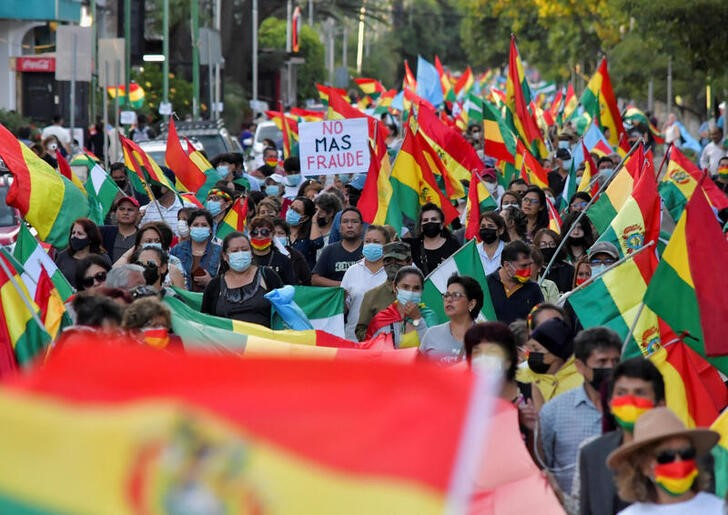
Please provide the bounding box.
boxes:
[384,263,400,282]
[316,216,330,228]
[568,236,586,247]
[528,352,551,374]
[589,367,613,391]
[150,185,164,199]
[540,247,556,263]
[141,262,160,286]
[479,228,498,244]
[69,236,89,252]
[114,179,127,190]
[422,222,442,238]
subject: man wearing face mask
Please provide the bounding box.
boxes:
[548,148,572,201]
[596,156,616,188]
[204,186,235,234]
[486,241,544,324]
[255,146,280,178]
[311,208,364,287]
[110,162,149,207]
[480,168,505,204]
[577,358,665,515]
[539,327,622,498]
[248,216,297,285]
[587,241,619,279]
[139,167,189,234]
[355,242,412,341]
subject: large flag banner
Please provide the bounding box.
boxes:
[712,409,728,497]
[85,163,124,225]
[0,340,495,513]
[578,58,626,147]
[13,224,74,301]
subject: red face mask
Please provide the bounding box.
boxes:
[575,276,589,286]
[141,327,170,349]
[653,459,698,496]
[250,237,272,251]
[513,267,531,283]
[265,158,278,168]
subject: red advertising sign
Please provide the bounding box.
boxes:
[15,57,56,73]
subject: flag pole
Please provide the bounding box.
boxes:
[556,239,656,305]
[539,140,642,286]
[654,143,671,182]
[0,253,47,336]
[621,301,646,350]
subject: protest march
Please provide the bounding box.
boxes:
[1,20,728,514]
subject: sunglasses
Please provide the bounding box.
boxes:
[81,271,107,289]
[250,228,272,237]
[655,447,696,464]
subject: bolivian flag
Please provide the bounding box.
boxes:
[106,82,145,109]
[578,58,626,147]
[216,196,248,239]
[0,340,490,513]
[711,409,728,497]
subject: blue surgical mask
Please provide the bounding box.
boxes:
[206,199,222,217]
[396,288,421,306]
[228,250,252,272]
[562,159,573,170]
[575,176,583,186]
[285,209,302,226]
[591,264,607,277]
[558,140,570,150]
[264,185,279,197]
[216,165,230,180]
[274,235,289,248]
[362,243,383,262]
[284,174,302,187]
[338,173,353,184]
[190,226,211,243]
[143,242,163,250]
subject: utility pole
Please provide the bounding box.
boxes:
[191,0,200,119]
[162,0,170,120]
[90,0,97,123]
[214,0,221,120]
[124,0,130,111]
[356,3,366,74]
[252,0,259,109]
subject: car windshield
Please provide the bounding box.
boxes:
[0,185,18,226]
[195,135,226,160]
[146,150,166,166]
[257,125,282,143]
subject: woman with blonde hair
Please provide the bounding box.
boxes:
[607,407,723,514]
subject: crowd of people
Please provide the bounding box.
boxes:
[15,105,726,514]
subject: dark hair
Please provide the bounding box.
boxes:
[249,214,274,232]
[131,245,168,268]
[608,357,665,404]
[501,240,531,264]
[290,196,315,239]
[75,254,112,291]
[508,178,527,189]
[219,231,250,273]
[263,146,278,157]
[177,206,196,221]
[569,191,591,207]
[479,212,509,242]
[417,202,453,239]
[597,156,613,168]
[393,265,424,287]
[464,322,518,380]
[283,156,300,173]
[69,218,104,256]
[530,245,544,269]
[135,223,165,251]
[72,293,123,328]
[340,206,363,223]
[523,186,549,231]
[502,206,527,240]
[152,221,174,249]
[109,162,126,174]
[500,190,521,208]
[561,212,595,258]
[366,224,392,243]
[315,192,343,215]
[447,274,484,320]
[527,302,567,331]
[52,114,63,124]
[573,327,622,363]
[273,217,291,236]
[187,208,214,229]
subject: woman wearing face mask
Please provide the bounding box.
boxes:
[568,191,592,215]
[310,192,343,254]
[256,197,281,219]
[285,196,323,269]
[499,191,521,212]
[204,186,235,233]
[560,211,596,263]
[364,266,435,348]
[55,218,111,288]
[263,175,284,199]
[175,207,195,243]
[248,215,297,285]
[115,222,186,288]
[170,209,222,291]
[478,212,510,275]
[122,297,183,351]
[130,246,169,292]
[464,322,545,444]
[501,206,528,242]
[533,229,574,293]
[75,254,112,294]
[572,258,592,289]
[340,225,391,341]
[419,274,483,364]
[273,218,311,285]
[404,203,461,276]
[481,168,505,204]
[201,232,283,327]
[607,408,723,514]
[529,247,560,304]
[521,186,550,243]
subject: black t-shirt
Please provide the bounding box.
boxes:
[404,236,461,276]
[311,242,363,282]
[256,164,276,178]
[545,261,575,293]
[548,170,567,198]
[253,248,297,285]
[486,270,544,324]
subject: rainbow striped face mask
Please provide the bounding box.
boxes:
[609,395,654,432]
[653,458,698,496]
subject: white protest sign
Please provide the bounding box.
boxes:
[299,118,370,176]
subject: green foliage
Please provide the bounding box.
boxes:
[0,109,34,136]
[131,67,194,122]
[258,17,325,102]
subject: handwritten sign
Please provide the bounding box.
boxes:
[299,118,370,176]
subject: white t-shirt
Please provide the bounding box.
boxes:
[477,240,504,276]
[340,260,387,341]
[41,124,71,145]
[618,492,725,515]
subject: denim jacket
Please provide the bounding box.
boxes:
[170,238,222,289]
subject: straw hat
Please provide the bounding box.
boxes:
[606,408,719,469]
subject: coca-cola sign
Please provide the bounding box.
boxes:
[15,57,55,73]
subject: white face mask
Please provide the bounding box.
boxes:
[177,219,190,237]
[485,182,497,194]
[471,354,506,375]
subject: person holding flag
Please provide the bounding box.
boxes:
[139,166,186,233]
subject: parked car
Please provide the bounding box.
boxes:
[138,138,204,167]
[247,120,283,169]
[0,175,21,246]
[157,120,242,162]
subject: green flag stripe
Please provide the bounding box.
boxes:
[14,318,51,366]
[658,181,687,222]
[587,195,619,235]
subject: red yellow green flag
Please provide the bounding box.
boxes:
[482,101,516,165]
[434,55,455,103]
[516,139,548,188]
[454,66,474,100]
[506,37,547,158]
[0,123,88,249]
[164,118,210,193]
[216,196,248,239]
[403,59,417,92]
[577,140,600,197]
[711,409,728,497]
[579,58,626,147]
[106,82,145,109]
[357,124,394,225]
[465,172,498,240]
[0,339,491,513]
[354,77,385,98]
[644,188,728,374]
[120,134,176,192]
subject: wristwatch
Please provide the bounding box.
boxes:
[411,318,422,327]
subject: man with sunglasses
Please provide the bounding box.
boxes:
[248,216,297,285]
[486,241,544,324]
